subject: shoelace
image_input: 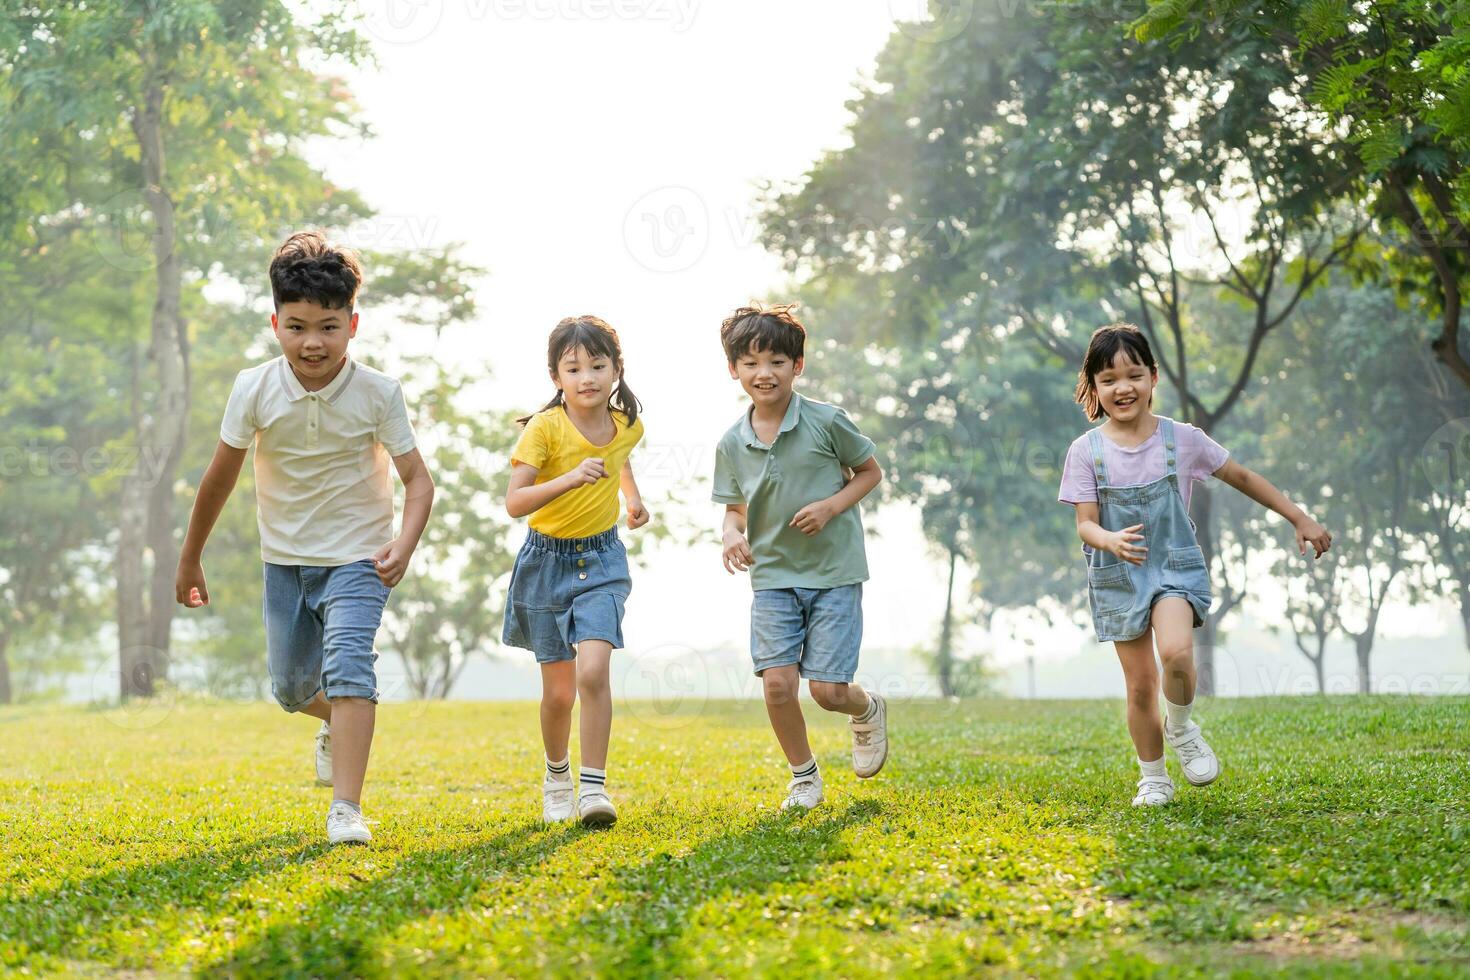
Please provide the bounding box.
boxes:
[1172,734,1206,762]
[785,777,818,803]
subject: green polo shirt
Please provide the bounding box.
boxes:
[712,392,876,591]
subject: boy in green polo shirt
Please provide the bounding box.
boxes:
[712,303,890,811]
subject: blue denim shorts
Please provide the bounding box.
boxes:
[750,584,863,683]
[263,558,390,711]
[502,527,631,664]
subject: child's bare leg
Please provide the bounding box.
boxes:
[1114,631,1163,762]
[299,691,331,723]
[1151,598,1197,708]
[762,665,813,765]
[328,697,375,805]
[576,640,614,770]
[540,660,577,763]
[807,680,871,717]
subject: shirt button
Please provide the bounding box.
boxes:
[575,544,583,552]
[578,572,587,580]
[578,559,586,567]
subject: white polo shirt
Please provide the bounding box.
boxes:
[220,354,417,566]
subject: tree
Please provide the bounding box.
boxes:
[1136,0,1470,392]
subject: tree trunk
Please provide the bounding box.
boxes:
[118,343,154,699]
[0,630,12,705]
[117,77,189,699]
[935,547,958,698]
[1313,649,1325,696]
[1354,632,1373,695]
[1460,585,1470,659]
[1190,482,1218,696]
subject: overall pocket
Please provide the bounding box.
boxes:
[1087,562,1135,615]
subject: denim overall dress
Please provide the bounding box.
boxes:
[1085,418,1212,642]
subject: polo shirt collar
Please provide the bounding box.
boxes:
[740,391,803,449]
[279,354,356,404]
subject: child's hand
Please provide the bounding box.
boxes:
[627,499,650,529]
[372,538,412,587]
[790,499,837,536]
[1295,516,1332,558]
[175,561,209,607]
[1105,524,1147,565]
[722,530,753,574]
[567,457,608,488]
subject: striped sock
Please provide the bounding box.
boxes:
[580,766,606,792]
[546,756,570,781]
[855,692,878,723]
[790,757,818,781]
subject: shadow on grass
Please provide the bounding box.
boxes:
[561,798,884,975]
[0,832,318,970]
[201,817,581,977]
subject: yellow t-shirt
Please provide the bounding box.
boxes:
[512,405,646,539]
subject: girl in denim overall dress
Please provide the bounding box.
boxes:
[504,316,649,828]
[1059,324,1332,807]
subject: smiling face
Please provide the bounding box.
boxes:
[1093,350,1156,422]
[552,344,619,411]
[272,300,357,385]
[729,343,804,409]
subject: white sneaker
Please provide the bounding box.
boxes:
[325,802,371,845]
[781,772,825,812]
[1132,774,1176,807]
[543,773,576,823]
[578,789,617,828]
[314,722,332,787]
[850,691,889,778]
[1166,722,1221,786]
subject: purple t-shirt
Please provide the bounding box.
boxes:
[1057,417,1229,513]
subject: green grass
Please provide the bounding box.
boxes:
[1,695,1467,977]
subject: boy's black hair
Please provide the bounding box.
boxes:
[517,315,642,427]
[1074,323,1158,422]
[269,230,363,310]
[720,303,806,363]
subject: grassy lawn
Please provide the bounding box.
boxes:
[1,695,1467,977]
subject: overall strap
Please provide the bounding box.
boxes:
[1087,428,1109,487]
[1160,417,1178,478]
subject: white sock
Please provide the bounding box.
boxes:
[545,755,570,781]
[1138,756,1167,778]
[580,765,606,792]
[790,757,819,780]
[331,799,361,814]
[854,692,877,723]
[1164,697,1193,735]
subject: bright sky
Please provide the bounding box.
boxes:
[286,0,1464,702]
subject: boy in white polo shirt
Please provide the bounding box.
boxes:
[175,231,435,846]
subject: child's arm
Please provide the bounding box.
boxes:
[506,457,606,518]
[371,448,436,587]
[722,504,753,574]
[1212,459,1332,558]
[620,459,649,529]
[176,441,249,607]
[1073,501,1148,566]
[790,455,883,536]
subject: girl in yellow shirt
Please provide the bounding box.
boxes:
[503,315,648,828]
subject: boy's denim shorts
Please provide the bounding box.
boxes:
[750,584,863,683]
[502,527,631,664]
[263,558,390,711]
